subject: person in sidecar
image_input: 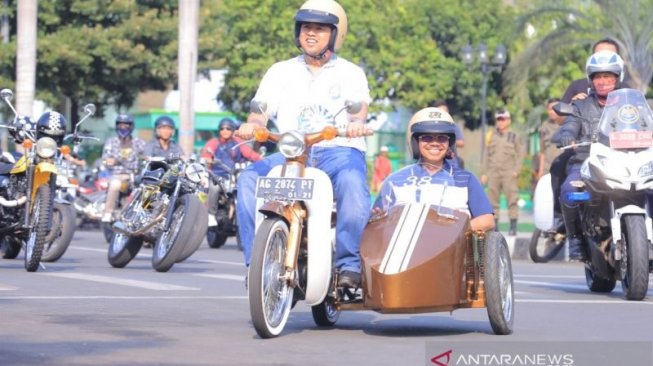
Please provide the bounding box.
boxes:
[372,107,495,232]
[201,118,262,179]
[552,50,624,261]
[143,116,184,159]
[235,0,371,288]
[101,113,146,222]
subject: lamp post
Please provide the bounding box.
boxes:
[462,43,506,163]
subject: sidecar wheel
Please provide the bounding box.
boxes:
[176,196,208,262]
[41,203,76,262]
[25,185,51,272]
[311,295,340,327]
[1,236,22,259]
[152,194,196,272]
[483,231,514,335]
[620,215,649,300]
[528,229,565,263]
[249,218,293,338]
[107,231,143,268]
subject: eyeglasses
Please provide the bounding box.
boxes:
[220,127,234,131]
[418,134,449,144]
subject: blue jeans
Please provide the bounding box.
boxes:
[236,146,370,272]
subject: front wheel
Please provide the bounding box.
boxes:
[483,231,514,335]
[102,222,114,243]
[176,195,208,262]
[25,184,52,272]
[107,231,143,268]
[528,229,565,263]
[311,295,340,327]
[620,215,649,300]
[249,218,294,338]
[41,203,76,262]
[206,227,228,249]
[152,194,197,272]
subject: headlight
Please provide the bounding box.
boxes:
[638,161,653,177]
[278,131,305,158]
[184,162,207,183]
[36,137,58,158]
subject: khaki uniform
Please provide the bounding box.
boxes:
[538,120,561,175]
[481,129,525,220]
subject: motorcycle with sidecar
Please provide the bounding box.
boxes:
[246,101,514,338]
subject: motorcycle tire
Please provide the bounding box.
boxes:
[24,184,51,272]
[206,227,228,249]
[528,229,565,263]
[102,222,114,243]
[152,194,198,272]
[1,236,22,259]
[108,231,143,268]
[483,231,514,335]
[41,203,76,262]
[620,215,649,300]
[176,196,208,262]
[249,217,294,338]
[311,294,340,327]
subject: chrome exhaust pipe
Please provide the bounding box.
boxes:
[112,209,167,237]
[0,196,27,207]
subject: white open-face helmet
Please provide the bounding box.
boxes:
[406,107,457,160]
[585,50,624,83]
[294,0,348,52]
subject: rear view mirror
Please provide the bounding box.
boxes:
[345,101,362,115]
[0,89,13,101]
[250,100,268,115]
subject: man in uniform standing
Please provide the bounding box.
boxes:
[480,109,525,236]
[537,98,564,179]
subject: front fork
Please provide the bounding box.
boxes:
[283,202,306,288]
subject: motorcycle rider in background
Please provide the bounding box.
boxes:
[101,114,145,222]
[201,118,262,178]
[144,116,184,159]
[235,0,371,288]
[552,50,625,260]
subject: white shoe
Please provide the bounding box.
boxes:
[101,212,112,223]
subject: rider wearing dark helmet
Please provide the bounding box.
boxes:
[143,115,184,159]
[200,117,261,178]
[101,113,145,222]
[372,107,495,232]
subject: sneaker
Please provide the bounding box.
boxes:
[101,212,112,223]
[338,270,361,288]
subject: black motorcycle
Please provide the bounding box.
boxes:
[108,155,208,272]
[206,160,246,250]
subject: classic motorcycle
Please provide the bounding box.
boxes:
[535,88,653,300]
[205,160,246,250]
[246,101,515,338]
[0,88,95,271]
[108,154,209,272]
[74,163,112,229]
[529,173,566,263]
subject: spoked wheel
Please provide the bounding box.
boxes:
[25,185,52,272]
[483,231,514,335]
[528,228,565,263]
[152,194,196,272]
[620,215,649,300]
[41,203,76,262]
[249,218,294,338]
[107,231,143,268]
[584,265,616,293]
[311,294,340,327]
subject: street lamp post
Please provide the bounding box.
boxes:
[462,43,506,164]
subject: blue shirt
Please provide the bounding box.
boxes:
[372,161,493,218]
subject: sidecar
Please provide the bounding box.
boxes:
[339,203,514,335]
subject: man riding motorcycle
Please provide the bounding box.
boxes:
[143,116,184,159]
[101,114,145,222]
[201,118,261,178]
[552,50,625,260]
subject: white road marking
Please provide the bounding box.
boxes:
[517,299,653,305]
[514,274,585,279]
[0,295,246,300]
[0,284,18,291]
[515,279,593,291]
[192,259,244,266]
[42,273,200,291]
[194,273,245,281]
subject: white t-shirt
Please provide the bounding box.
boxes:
[253,55,372,151]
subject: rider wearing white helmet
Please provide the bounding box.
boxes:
[235,0,372,288]
[553,50,625,260]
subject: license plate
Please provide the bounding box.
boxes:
[609,131,653,149]
[256,177,314,200]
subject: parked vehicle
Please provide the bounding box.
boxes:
[108,155,209,272]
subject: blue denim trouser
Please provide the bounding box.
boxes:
[236,146,370,272]
[560,164,582,207]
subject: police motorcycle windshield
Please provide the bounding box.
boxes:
[597,89,653,148]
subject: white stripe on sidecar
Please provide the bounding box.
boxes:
[380,204,429,275]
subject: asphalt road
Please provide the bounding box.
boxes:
[1,229,652,366]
